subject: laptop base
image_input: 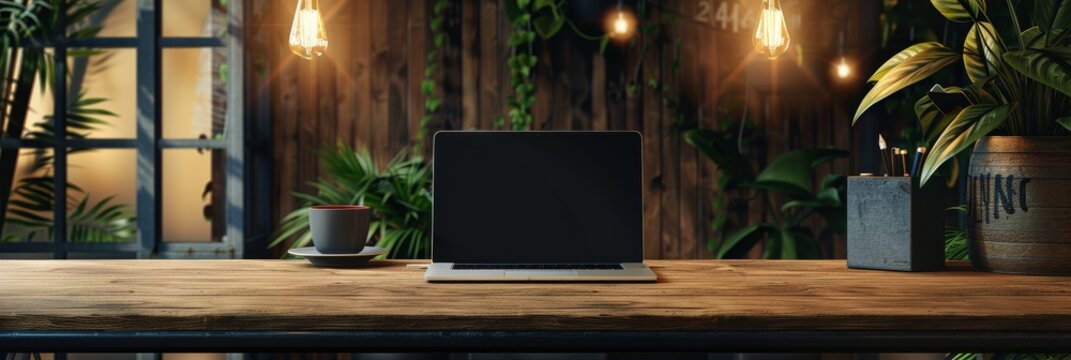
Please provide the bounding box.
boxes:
[424,262,657,282]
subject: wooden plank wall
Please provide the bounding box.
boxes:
[255,0,859,259]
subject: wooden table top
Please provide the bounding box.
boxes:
[1,259,1070,332]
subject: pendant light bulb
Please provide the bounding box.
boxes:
[836,57,851,78]
[752,0,790,60]
[288,0,328,59]
[613,11,630,35]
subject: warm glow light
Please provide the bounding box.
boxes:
[753,0,790,60]
[288,0,328,59]
[606,9,635,40]
[613,12,630,35]
[836,58,851,78]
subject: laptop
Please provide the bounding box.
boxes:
[425,131,657,282]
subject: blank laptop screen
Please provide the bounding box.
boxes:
[432,131,643,264]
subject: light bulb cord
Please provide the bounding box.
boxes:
[737,73,749,154]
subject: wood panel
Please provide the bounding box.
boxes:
[259,0,856,259]
[370,0,392,167]
[4,259,1071,331]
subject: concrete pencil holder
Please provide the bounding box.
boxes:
[847,176,945,271]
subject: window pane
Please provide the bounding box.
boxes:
[67,149,137,243]
[25,70,54,138]
[162,48,229,139]
[71,48,137,139]
[163,0,225,37]
[163,149,225,243]
[2,149,55,244]
[70,0,136,38]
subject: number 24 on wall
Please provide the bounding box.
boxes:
[694,0,755,34]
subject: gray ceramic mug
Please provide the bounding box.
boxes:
[309,205,370,254]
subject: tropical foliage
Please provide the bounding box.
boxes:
[3,92,137,243]
[684,128,848,259]
[855,0,1071,185]
[0,0,136,243]
[944,206,969,260]
[270,144,432,259]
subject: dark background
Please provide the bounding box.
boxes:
[246,0,885,259]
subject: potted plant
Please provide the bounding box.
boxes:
[853,0,1071,274]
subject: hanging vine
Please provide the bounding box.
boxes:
[497,0,684,131]
[629,1,687,128]
[415,0,449,154]
[501,0,538,130]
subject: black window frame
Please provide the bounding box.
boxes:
[0,0,245,259]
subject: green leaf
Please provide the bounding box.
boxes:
[533,0,555,10]
[1003,48,1071,98]
[963,22,1001,83]
[806,148,851,167]
[820,174,846,190]
[532,15,563,39]
[929,110,961,146]
[920,104,1011,185]
[763,231,785,259]
[218,63,228,83]
[780,229,799,259]
[854,44,959,124]
[710,209,727,234]
[508,33,528,47]
[1021,26,1048,49]
[917,86,977,145]
[504,0,526,23]
[598,36,610,54]
[781,187,842,211]
[930,0,986,23]
[424,98,442,112]
[749,149,848,197]
[1051,0,1071,44]
[790,229,824,259]
[683,129,754,182]
[915,95,941,136]
[1033,0,1071,45]
[817,208,847,234]
[1057,116,1071,131]
[434,0,449,13]
[718,224,769,259]
[1034,0,1058,34]
[867,42,944,83]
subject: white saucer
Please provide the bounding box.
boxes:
[288,246,387,267]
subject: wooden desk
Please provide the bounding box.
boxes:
[1,259,1070,352]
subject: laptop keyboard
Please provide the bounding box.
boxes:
[453,264,624,270]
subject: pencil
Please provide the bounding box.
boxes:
[891,147,900,176]
[878,134,891,176]
[900,149,909,176]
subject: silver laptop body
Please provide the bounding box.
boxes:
[425,131,656,282]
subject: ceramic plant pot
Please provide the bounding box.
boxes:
[967,136,1071,275]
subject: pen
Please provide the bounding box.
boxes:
[911,147,926,177]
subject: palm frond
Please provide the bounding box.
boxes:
[3,176,135,243]
[271,145,432,259]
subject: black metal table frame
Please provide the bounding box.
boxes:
[2,330,1070,352]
